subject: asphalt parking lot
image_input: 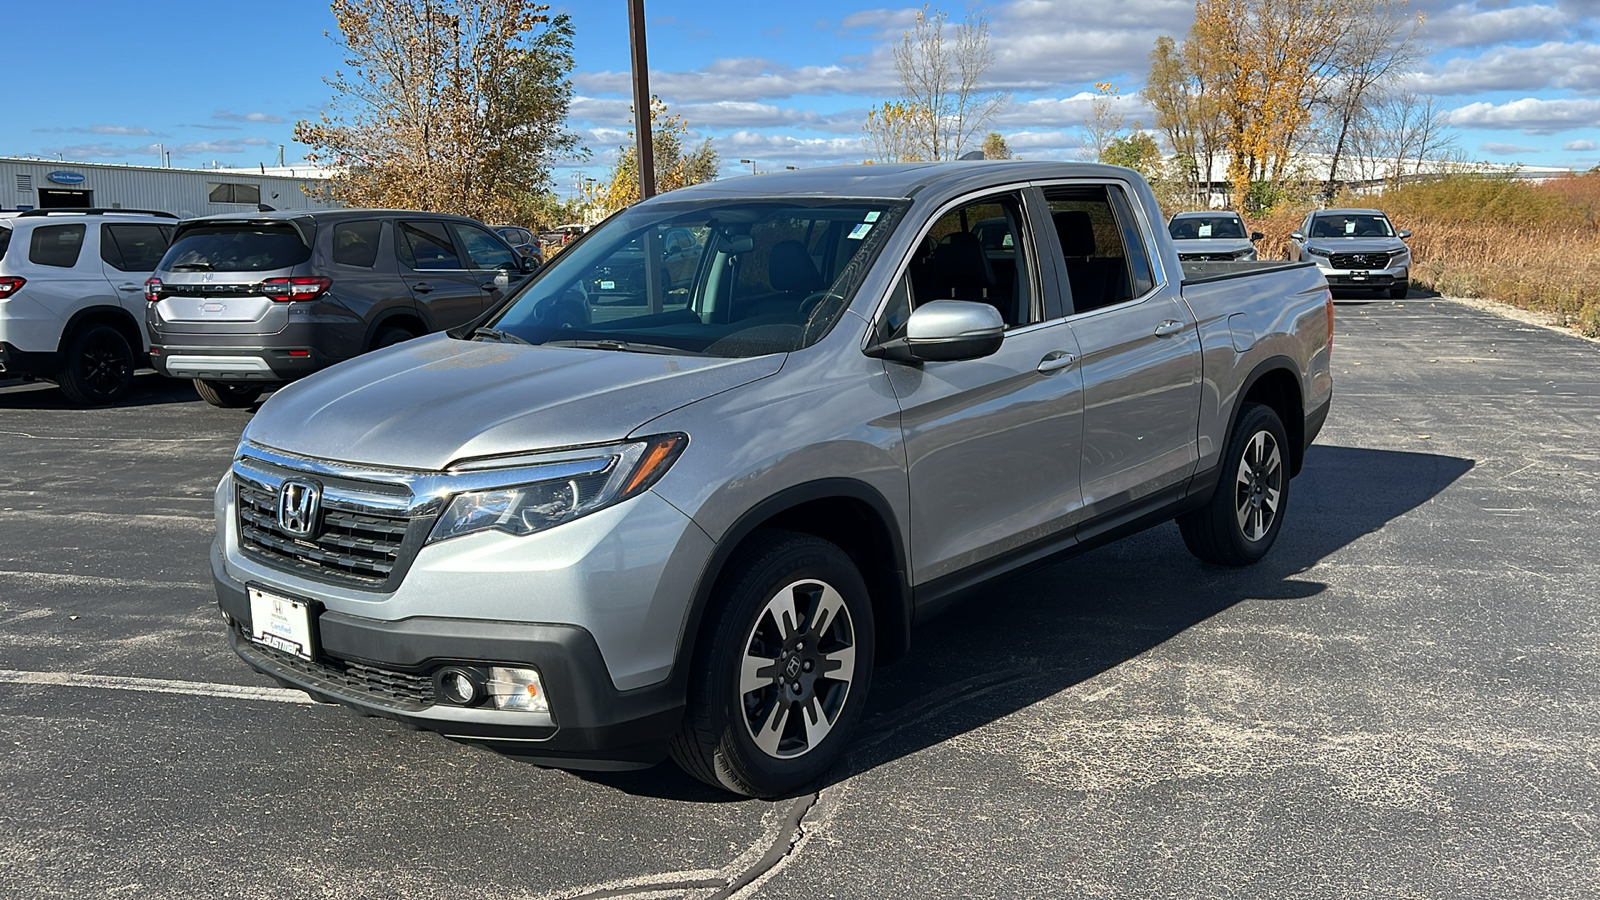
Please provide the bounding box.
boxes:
[1,297,1597,899]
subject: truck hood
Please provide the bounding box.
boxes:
[1305,237,1409,253]
[1172,237,1254,255]
[245,333,783,470]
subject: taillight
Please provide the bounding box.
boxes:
[260,276,333,302]
[1325,288,1334,362]
[0,276,25,299]
[144,277,162,302]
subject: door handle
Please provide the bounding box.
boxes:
[1154,319,1186,337]
[1037,351,1077,374]
[480,281,499,292]
[413,282,433,294]
[117,284,142,292]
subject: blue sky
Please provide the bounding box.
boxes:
[5,0,1596,193]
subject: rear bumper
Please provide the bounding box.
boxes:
[0,342,61,378]
[213,545,686,769]
[152,345,324,381]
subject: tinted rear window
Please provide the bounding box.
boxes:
[30,224,86,268]
[333,220,382,267]
[162,223,311,272]
[0,226,11,262]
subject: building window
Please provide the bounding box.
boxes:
[16,174,32,193]
[208,183,262,204]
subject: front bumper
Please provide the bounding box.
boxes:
[1314,262,1409,289]
[215,553,686,768]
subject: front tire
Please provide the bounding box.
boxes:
[372,326,417,350]
[670,530,875,798]
[1178,402,1291,566]
[1389,281,1409,299]
[193,379,264,408]
[57,324,135,406]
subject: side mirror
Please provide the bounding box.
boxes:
[519,256,537,274]
[1398,229,1412,239]
[868,300,1005,363]
[1250,231,1265,242]
[1290,231,1304,241]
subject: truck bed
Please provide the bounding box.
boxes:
[1180,259,1317,285]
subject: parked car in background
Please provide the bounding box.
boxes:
[1167,211,1263,261]
[210,162,1331,797]
[493,225,545,267]
[0,208,176,404]
[1287,208,1412,298]
[146,209,533,407]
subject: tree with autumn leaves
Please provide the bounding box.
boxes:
[295,0,580,225]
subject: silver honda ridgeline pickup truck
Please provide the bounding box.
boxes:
[214,163,1332,797]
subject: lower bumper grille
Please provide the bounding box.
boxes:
[234,624,435,710]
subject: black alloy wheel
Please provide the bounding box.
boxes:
[57,324,136,406]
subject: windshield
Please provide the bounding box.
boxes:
[160,223,311,272]
[1169,215,1246,239]
[485,197,904,358]
[1310,214,1395,238]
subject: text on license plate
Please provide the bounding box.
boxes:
[248,586,315,661]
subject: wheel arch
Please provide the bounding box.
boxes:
[58,305,147,359]
[677,479,913,680]
[362,308,428,352]
[1230,356,1307,476]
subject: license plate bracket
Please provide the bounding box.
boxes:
[248,586,319,662]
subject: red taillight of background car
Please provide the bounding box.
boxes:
[0,276,25,299]
[260,276,333,302]
[144,277,162,301]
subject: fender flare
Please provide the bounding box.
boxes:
[1226,354,1307,475]
[59,305,147,355]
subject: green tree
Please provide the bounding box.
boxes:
[1102,132,1163,177]
[295,0,581,223]
[981,131,1014,160]
[600,98,719,212]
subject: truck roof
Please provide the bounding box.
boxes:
[670,161,1143,200]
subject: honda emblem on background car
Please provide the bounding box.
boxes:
[278,480,322,537]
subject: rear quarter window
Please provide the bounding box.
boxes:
[332,220,383,268]
[101,224,174,272]
[0,226,11,262]
[161,223,311,272]
[30,224,87,268]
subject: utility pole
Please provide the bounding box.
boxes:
[628,0,655,199]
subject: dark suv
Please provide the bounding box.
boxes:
[145,209,532,407]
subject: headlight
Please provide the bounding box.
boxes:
[1234,247,1257,260]
[428,433,687,544]
[1304,246,1331,257]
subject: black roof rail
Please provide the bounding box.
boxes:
[16,208,178,219]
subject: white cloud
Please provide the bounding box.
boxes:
[1480,141,1545,155]
[1447,97,1600,134]
[1422,3,1574,48]
[575,59,879,104]
[174,138,274,156]
[992,93,1151,129]
[1408,41,1600,95]
[1564,139,1598,151]
[213,111,287,124]
[36,143,161,161]
[34,125,157,136]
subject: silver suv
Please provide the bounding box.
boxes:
[1288,208,1412,298]
[212,163,1332,796]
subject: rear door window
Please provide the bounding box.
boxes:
[101,224,174,272]
[30,224,87,268]
[162,223,312,272]
[396,221,463,270]
[332,220,383,268]
[1043,184,1153,314]
[451,223,519,271]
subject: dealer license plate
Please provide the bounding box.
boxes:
[1349,272,1369,281]
[248,586,315,661]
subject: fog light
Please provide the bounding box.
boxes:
[434,666,486,706]
[487,666,548,714]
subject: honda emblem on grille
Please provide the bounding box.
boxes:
[277,479,322,538]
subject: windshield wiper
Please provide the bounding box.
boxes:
[170,262,215,270]
[544,338,697,356]
[471,326,531,345]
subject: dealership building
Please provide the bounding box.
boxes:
[0,157,339,218]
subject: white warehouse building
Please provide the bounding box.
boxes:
[0,157,339,218]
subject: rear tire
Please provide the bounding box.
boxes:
[669,530,874,798]
[57,324,135,406]
[193,379,263,409]
[372,326,417,350]
[1178,402,1291,566]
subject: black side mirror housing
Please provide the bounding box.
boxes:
[1250,231,1265,242]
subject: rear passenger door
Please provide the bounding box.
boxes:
[394,219,482,329]
[99,222,173,330]
[449,222,523,312]
[884,188,1087,588]
[1039,182,1202,531]
[26,223,121,344]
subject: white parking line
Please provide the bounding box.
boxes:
[0,670,317,704]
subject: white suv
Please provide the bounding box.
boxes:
[0,209,176,404]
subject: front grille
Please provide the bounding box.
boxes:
[1329,252,1391,270]
[235,624,434,709]
[237,480,410,587]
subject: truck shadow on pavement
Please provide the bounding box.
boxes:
[837,443,1474,789]
[592,443,1473,801]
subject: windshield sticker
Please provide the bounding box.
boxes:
[1198,223,1212,237]
[1345,221,1356,234]
[600,280,615,290]
[864,211,881,223]
[848,223,873,240]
